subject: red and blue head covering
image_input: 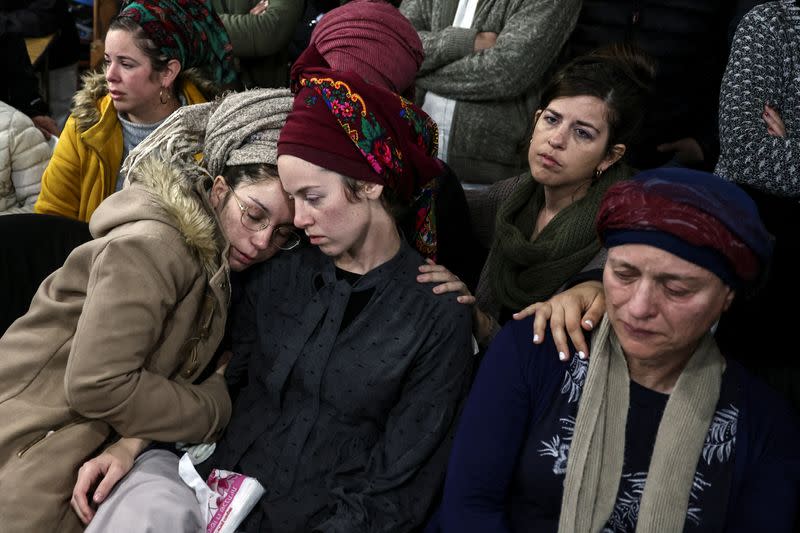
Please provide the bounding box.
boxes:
[278,45,443,259]
[116,0,237,85]
[596,168,773,288]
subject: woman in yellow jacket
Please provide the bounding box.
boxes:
[35,0,237,222]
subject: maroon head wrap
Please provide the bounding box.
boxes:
[117,0,236,85]
[309,0,423,96]
[278,47,443,258]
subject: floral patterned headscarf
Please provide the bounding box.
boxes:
[278,46,443,259]
[117,0,237,85]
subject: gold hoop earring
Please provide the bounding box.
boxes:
[159,88,170,105]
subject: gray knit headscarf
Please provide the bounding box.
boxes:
[122,88,293,184]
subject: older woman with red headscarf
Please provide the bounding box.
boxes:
[430,168,799,532]
[75,14,475,533]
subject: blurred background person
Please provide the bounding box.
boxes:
[563,0,741,171]
[0,32,59,139]
[210,0,303,88]
[714,0,800,409]
[401,0,581,186]
[0,0,81,130]
[0,100,53,214]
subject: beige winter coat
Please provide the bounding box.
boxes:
[0,156,232,532]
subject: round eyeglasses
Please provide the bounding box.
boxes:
[228,185,301,251]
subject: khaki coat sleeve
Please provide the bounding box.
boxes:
[64,233,231,443]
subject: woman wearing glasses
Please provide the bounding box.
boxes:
[0,89,298,533]
[69,23,475,531]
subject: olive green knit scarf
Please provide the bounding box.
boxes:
[488,164,629,311]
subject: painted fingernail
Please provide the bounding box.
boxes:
[584,319,594,329]
[533,334,540,343]
[558,351,567,361]
[578,351,586,360]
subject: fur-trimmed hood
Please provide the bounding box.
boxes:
[71,69,221,134]
[89,155,224,278]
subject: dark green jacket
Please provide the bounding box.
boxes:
[211,0,303,88]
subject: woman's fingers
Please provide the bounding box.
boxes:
[564,309,589,361]
[93,461,130,504]
[456,294,476,305]
[763,104,786,137]
[582,292,605,332]
[433,282,474,305]
[431,280,464,294]
[417,270,457,283]
[71,460,107,524]
[417,262,450,275]
[515,300,580,358]
[512,302,538,321]
[71,442,138,524]
[417,264,473,299]
[215,350,233,375]
[548,304,574,361]
[524,303,552,344]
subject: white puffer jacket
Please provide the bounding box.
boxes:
[0,101,53,214]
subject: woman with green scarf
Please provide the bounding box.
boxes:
[418,46,654,349]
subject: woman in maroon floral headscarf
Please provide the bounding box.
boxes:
[174,52,476,533]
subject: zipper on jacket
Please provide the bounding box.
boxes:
[17,417,87,458]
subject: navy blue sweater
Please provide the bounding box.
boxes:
[429,317,800,532]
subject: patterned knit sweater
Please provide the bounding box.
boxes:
[715,0,800,197]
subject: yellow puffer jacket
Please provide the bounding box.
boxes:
[34,70,218,222]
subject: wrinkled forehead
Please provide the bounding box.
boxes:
[605,244,721,284]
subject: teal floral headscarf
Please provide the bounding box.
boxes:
[117,0,237,85]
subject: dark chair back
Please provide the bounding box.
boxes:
[0,213,91,334]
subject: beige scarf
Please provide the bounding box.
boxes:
[558,315,724,532]
[122,88,293,183]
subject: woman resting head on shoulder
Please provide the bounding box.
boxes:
[125,88,300,271]
[73,48,475,533]
[216,55,475,530]
[0,88,297,533]
[418,44,656,347]
[433,168,800,532]
[35,0,238,222]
